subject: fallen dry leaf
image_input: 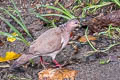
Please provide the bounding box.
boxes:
[0,51,21,62]
[78,35,96,43]
[38,68,78,80]
[81,10,120,32]
[7,32,18,42]
[0,39,4,46]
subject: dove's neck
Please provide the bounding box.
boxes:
[59,23,73,33]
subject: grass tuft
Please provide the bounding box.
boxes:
[0,0,32,45]
[32,3,76,27]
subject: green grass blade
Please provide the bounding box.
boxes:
[51,20,57,28]
[36,5,66,14]
[0,16,29,45]
[85,27,97,51]
[0,31,22,41]
[29,8,50,23]
[35,13,51,23]
[41,14,71,20]
[112,0,120,7]
[82,2,112,17]
[10,0,33,39]
[58,3,75,18]
[36,4,72,19]
[0,8,31,37]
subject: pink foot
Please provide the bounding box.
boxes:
[40,56,49,65]
[52,60,61,67]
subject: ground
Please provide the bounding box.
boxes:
[0,0,120,80]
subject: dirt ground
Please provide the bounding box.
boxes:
[0,0,120,80]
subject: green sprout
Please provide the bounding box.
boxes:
[82,2,112,17]
[99,25,120,39]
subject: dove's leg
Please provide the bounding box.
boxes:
[40,56,49,64]
[51,52,61,67]
[52,59,61,67]
[50,51,62,68]
[40,56,50,69]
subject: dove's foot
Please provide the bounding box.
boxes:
[40,56,50,69]
[52,60,62,68]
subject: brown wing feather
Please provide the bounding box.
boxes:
[29,28,62,55]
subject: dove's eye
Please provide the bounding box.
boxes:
[75,22,78,24]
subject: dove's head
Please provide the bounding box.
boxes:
[65,19,80,32]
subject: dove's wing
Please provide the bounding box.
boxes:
[29,28,63,55]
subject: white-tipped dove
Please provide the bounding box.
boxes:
[10,19,80,71]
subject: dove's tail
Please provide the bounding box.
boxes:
[9,53,35,71]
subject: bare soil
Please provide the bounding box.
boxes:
[0,0,120,80]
